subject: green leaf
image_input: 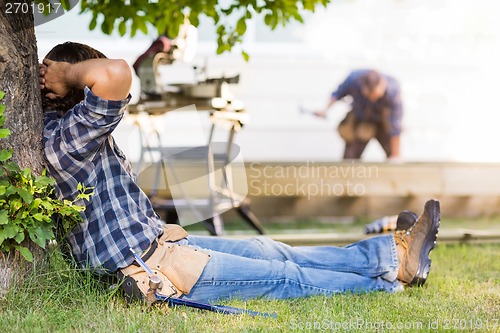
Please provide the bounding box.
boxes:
[36,174,54,184]
[0,210,9,225]
[10,199,22,213]
[216,44,225,55]
[60,0,70,10]
[189,14,199,27]
[156,16,168,35]
[5,185,16,197]
[17,246,33,262]
[264,13,278,29]
[0,149,13,162]
[21,168,32,179]
[31,198,42,209]
[101,17,111,34]
[294,13,304,23]
[2,224,19,239]
[16,188,33,204]
[0,128,11,139]
[130,19,138,37]
[242,50,250,62]
[14,231,25,243]
[28,226,53,248]
[3,162,19,172]
[216,24,225,35]
[40,201,54,210]
[0,91,4,100]
[32,213,45,222]
[89,14,98,31]
[118,19,127,36]
[0,103,5,113]
[236,17,247,35]
[137,19,148,35]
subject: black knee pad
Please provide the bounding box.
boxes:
[116,271,144,303]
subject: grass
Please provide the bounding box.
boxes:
[185,213,500,235]
[0,219,499,333]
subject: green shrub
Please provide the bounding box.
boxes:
[0,90,88,261]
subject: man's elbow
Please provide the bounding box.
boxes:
[111,59,132,85]
[105,59,132,98]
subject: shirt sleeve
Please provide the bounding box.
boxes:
[58,87,131,158]
[331,72,355,100]
[389,86,403,136]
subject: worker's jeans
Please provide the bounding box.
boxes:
[175,234,403,303]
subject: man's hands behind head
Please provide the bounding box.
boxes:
[40,59,72,100]
[40,59,71,99]
[40,58,132,102]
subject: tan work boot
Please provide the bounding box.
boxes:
[395,199,440,286]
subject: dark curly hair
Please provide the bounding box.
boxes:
[42,42,107,115]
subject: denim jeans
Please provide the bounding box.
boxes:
[174,234,403,303]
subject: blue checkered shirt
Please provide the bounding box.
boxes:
[43,87,163,273]
[332,69,403,136]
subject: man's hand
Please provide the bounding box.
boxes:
[40,59,72,100]
[313,97,337,119]
[39,64,45,90]
[313,110,327,119]
[388,135,401,162]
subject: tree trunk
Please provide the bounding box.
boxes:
[0,0,46,296]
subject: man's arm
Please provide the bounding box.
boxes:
[40,58,132,101]
[314,96,337,118]
[314,72,354,118]
[388,82,403,160]
[390,135,400,159]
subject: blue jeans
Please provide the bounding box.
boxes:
[175,235,403,303]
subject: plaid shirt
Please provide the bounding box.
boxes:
[332,70,403,136]
[43,87,163,273]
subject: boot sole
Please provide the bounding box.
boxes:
[410,199,440,286]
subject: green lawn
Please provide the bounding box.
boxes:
[185,213,500,236]
[0,219,499,333]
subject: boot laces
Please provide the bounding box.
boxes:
[395,213,423,255]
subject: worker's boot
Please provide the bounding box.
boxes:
[395,199,440,286]
[396,210,418,231]
[363,210,418,234]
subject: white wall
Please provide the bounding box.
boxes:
[36,0,500,163]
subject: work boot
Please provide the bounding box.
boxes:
[396,210,418,231]
[395,199,440,287]
[363,210,418,234]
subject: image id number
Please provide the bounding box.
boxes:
[4,2,62,15]
[439,318,499,330]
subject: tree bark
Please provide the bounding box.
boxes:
[0,0,46,296]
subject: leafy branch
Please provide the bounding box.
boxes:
[35,0,331,59]
[0,91,88,262]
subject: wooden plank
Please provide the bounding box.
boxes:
[224,230,500,246]
[441,164,500,195]
[136,161,500,217]
[244,162,500,197]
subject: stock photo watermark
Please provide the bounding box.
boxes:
[1,0,79,27]
[133,107,249,228]
[248,161,379,199]
[289,317,499,331]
